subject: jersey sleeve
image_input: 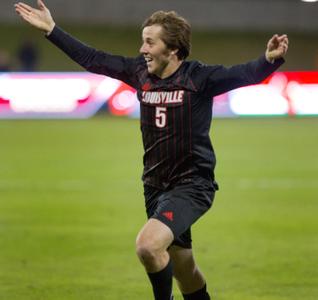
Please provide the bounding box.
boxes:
[198,55,284,97]
[46,26,139,88]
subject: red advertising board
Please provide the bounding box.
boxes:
[0,72,317,118]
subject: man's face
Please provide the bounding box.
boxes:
[140,25,174,78]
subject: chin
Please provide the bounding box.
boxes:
[146,64,161,76]
[147,67,156,74]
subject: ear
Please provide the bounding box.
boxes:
[171,49,179,56]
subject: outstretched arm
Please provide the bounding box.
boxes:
[265,34,289,63]
[15,0,55,34]
[202,34,289,96]
[14,1,139,87]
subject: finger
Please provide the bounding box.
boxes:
[268,35,276,45]
[37,0,46,9]
[272,34,279,41]
[279,42,287,49]
[15,8,30,21]
[267,35,276,48]
[278,37,288,49]
[279,40,289,51]
[282,39,289,46]
[270,34,280,45]
[269,38,280,50]
[277,34,288,42]
[283,43,289,53]
[15,4,36,19]
[16,2,33,12]
[15,5,31,16]
[15,8,32,23]
[280,43,288,54]
[282,37,289,45]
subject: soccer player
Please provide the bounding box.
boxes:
[15,1,288,299]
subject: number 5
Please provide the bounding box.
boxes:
[155,107,167,128]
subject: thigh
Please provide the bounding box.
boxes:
[143,177,216,249]
[152,177,215,242]
[172,227,192,249]
[136,218,174,251]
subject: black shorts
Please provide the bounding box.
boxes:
[143,176,217,249]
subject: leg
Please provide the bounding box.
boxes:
[139,178,215,299]
[136,218,174,299]
[169,245,211,299]
[136,218,174,272]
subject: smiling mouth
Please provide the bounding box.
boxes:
[145,57,153,64]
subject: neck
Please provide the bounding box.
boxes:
[158,59,183,79]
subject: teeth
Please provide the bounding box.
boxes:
[145,57,153,62]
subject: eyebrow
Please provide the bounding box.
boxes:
[143,37,155,43]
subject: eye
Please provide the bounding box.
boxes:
[146,38,154,46]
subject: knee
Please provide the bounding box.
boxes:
[135,236,158,263]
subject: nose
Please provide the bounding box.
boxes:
[139,43,147,54]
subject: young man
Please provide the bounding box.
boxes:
[15,1,288,299]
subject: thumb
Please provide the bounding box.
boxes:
[270,34,278,45]
[37,0,46,9]
[268,34,278,49]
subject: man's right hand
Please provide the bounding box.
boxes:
[15,0,55,35]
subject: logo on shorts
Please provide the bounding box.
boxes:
[162,211,174,222]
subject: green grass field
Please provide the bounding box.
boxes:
[0,117,317,300]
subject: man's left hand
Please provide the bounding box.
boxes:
[265,34,289,63]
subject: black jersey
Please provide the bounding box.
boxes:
[47,26,284,190]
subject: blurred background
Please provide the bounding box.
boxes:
[0,1,318,300]
[1,0,318,118]
[1,0,318,71]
